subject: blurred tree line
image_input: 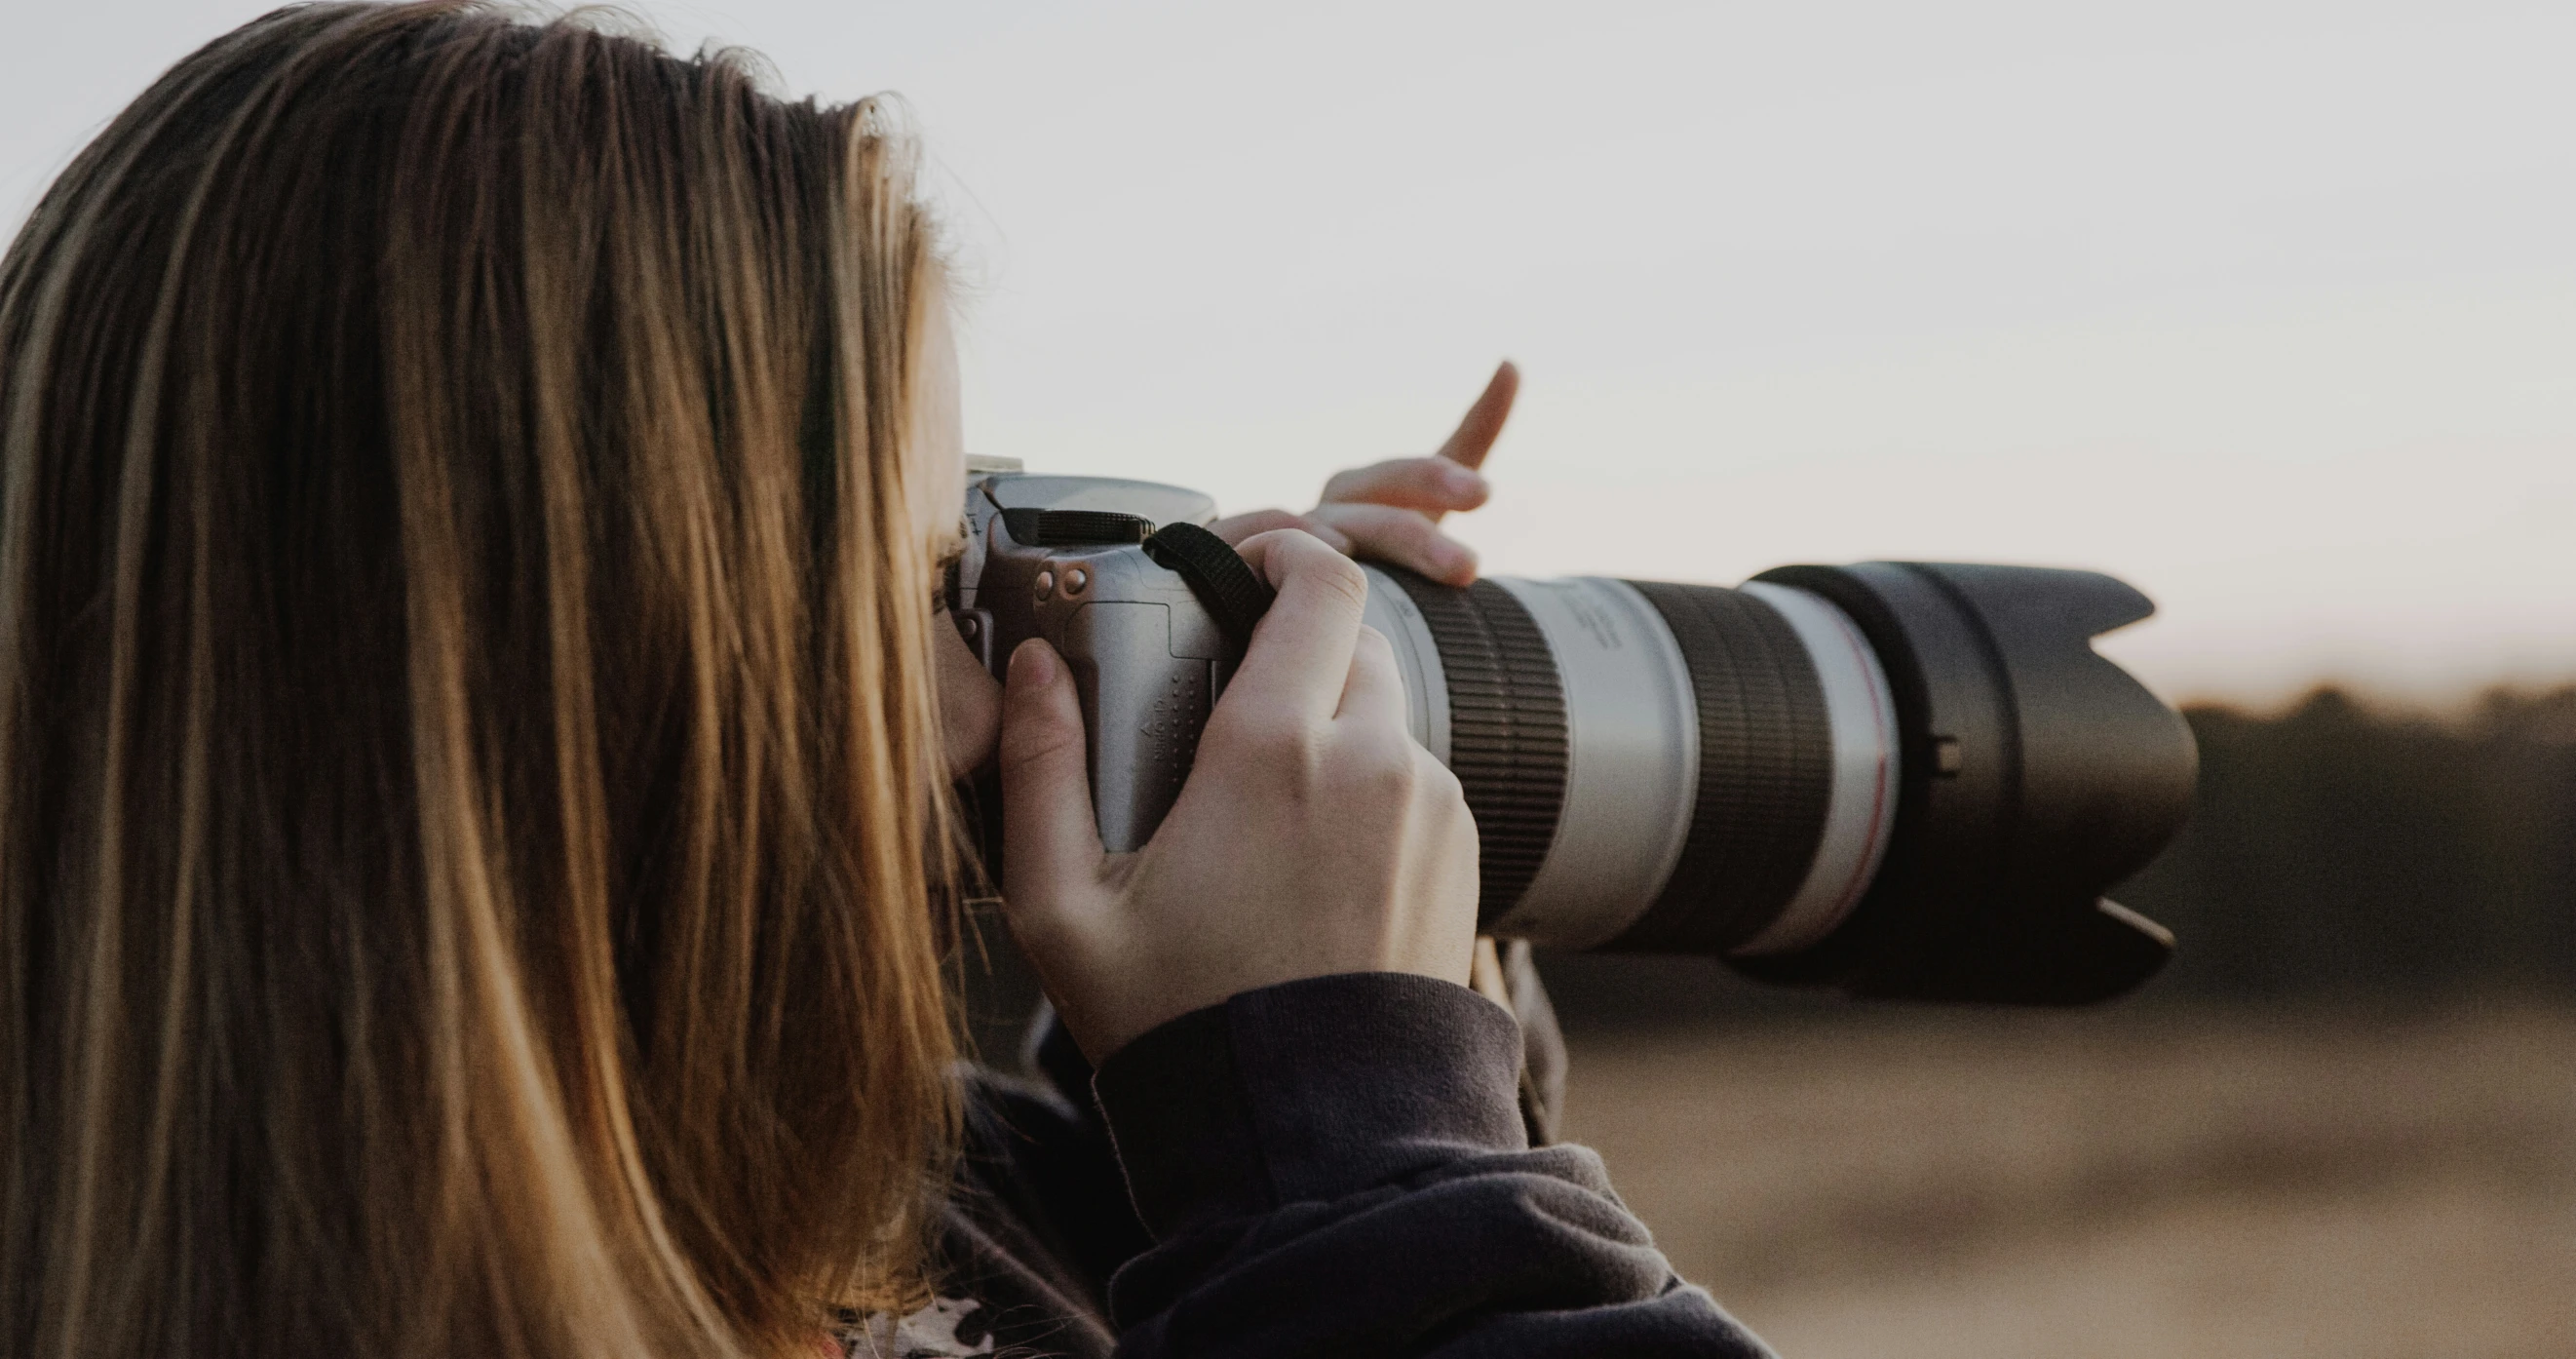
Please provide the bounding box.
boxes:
[2121,685,2576,1002]
[1540,685,2576,1028]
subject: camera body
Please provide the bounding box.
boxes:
[956,462,2198,1006]
[958,471,1234,852]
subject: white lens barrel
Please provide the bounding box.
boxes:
[1480,578,1702,950]
[1359,566,1902,957]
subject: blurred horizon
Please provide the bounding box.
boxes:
[8,1,2572,712]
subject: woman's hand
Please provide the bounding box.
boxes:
[996,529,1481,1062]
[1208,361,1518,587]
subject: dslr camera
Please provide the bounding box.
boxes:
[950,460,2196,1005]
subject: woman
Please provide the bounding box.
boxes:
[0,5,1768,1355]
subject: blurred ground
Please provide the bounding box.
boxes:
[1559,999,2576,1359]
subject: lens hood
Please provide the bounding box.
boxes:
[1738,563,2197,1004]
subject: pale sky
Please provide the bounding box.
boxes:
[9,1,2572,709]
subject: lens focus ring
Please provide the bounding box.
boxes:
[1384,570,1570,926]
[1614,582,1834,952]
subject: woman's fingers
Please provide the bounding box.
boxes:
[997,639,1107,914]
[1336,623,1408,728]
[1318,456,1490,517]
[1206,361,1516,587]
[1429,360,1519,472]
[1315,362,1515,515]
[1225,529,1372,726]
[1210,496,1473,584]
[1309,502,1478,586]
[994,369,1519,1058]
[1208,507,1354,554]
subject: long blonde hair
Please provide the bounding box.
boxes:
[0,5,960,1354]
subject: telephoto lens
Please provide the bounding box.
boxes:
[960,469,2198,1006]
[1355,563,2194,1005]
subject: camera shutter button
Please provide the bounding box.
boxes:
[1033,569,1055,601]
[1063,566,1090,595]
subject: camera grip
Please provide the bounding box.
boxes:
[976,506,1263,854]
[1059,602,1214,853]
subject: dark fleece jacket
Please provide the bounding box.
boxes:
[848,968,1773,1358]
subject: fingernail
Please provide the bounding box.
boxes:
[1444,464,1487,495]
[1010,638,1056,685]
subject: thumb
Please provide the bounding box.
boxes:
[998,638,1107,914]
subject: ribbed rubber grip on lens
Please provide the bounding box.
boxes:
[1384,569,1569,926]
[1614,582,1834,953]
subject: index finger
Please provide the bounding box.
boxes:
[1431,360,1519,472]
[1222,528,1371,726]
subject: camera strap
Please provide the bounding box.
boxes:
[1142,522,1276,651]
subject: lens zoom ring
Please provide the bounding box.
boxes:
[1384,570,1569,925]
[1615,582,1834,952]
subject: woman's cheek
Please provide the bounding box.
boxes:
[935,618,1004,779]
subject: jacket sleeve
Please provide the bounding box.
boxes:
[1091,971,1775,1358]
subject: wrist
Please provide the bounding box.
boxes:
[1091,971,1528,1239]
